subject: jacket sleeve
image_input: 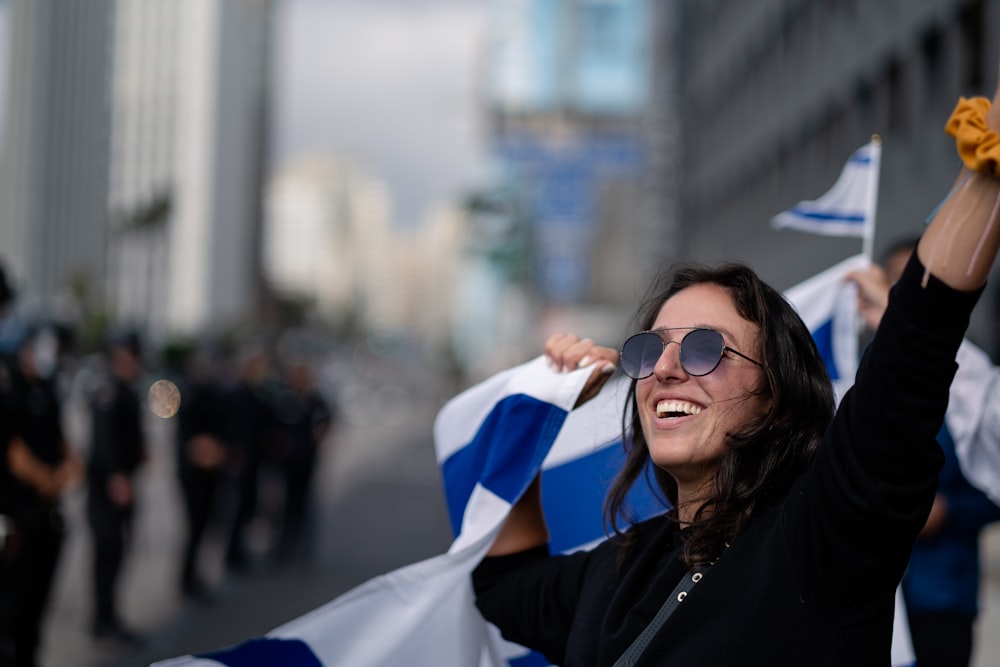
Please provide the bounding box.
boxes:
[473,545,593,665]
[788,251,983,613]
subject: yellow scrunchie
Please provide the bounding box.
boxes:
[946,96,1000,177]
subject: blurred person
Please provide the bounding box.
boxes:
[0,395,13,667]
[175,347,229,600]
[0,384,13,666]
[0,262,23,359]
[222,347,277,573]
[0,262,16,664]
[272,360,336,565]
[5,327,82,667]
[849,238,1000,667]
[86,331,146,643]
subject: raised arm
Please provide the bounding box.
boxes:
[919,74,1000,288]
[485,334,617,557]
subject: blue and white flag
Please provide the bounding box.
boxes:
[782,253,868,404]
[152,358,661,667]
[771,140,881,248]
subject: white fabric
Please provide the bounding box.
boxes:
[152,357,598,666]
[947,339,1000,505]
[783,253,868,403]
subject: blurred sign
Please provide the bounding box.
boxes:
[499,131,644,302]
[487,0,649,115]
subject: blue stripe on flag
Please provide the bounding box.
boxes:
[509,651,552,667]
[788,207,865,223]
[441,394,569,535]
[197,638,323,667]
[542,443,666,554]
[849,154,871,165]
[811,319,839,382]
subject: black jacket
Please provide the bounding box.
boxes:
[88,376,145,489]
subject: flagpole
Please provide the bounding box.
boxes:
[862,135,882,266]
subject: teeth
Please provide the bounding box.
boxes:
[656,400,702,417]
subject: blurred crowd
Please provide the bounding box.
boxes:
[0,264,339,667]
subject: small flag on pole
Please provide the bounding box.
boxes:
[771,139,882,260]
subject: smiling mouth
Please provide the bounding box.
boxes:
[656,400,703,418]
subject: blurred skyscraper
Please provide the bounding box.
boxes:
[108,0,180,340]
[0,0,272,345]
[265,155,390,327]
[670,0,999,350]
[477,0,660,345]
[265,154,475,367]
[110,0,273,340]
[0,0,114,320]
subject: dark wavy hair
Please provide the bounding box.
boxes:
[604,262,836,567]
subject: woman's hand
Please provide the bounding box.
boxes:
[544,333,619,408]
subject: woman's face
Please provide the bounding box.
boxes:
[636,283,770,493]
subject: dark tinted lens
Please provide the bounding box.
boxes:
[621,332,664,379]
[679,329,724,376]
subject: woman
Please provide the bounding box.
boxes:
[473,79,1000,664]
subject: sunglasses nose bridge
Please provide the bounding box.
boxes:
[650,335,687,379]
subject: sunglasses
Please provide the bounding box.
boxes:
[620,328,763,380]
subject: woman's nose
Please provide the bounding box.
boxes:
[653,339,687,381]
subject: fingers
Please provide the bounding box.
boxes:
[544,333,589,372]
[846,267,890,302]
[846,267,890,330]
[544,333,618,374]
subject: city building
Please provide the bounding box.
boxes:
[265,153,480,371]
[110,0,274,340]
[108,0,181,341]
[477,0,657,353]
[264,154,390,328]
[0,0,114,323]
[672,0,1000,352]
[0,0,274,345]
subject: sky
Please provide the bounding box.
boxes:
[273,0,491,225]
[0,0,491,227]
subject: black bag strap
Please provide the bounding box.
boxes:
[612,566,708,667]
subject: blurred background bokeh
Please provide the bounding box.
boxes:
[1,1,999,666]
[1,0,998,374]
